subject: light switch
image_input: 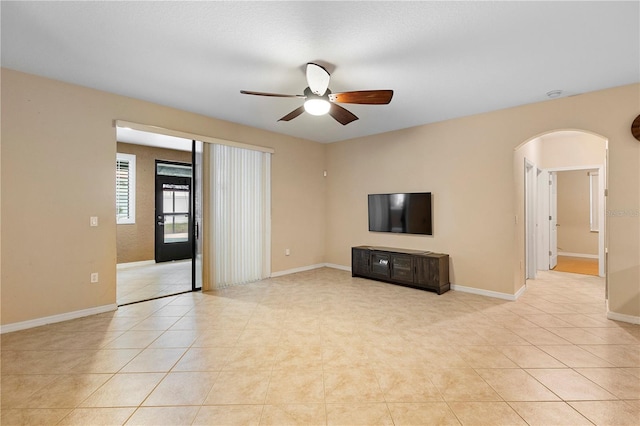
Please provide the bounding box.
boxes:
[90,216,98,227]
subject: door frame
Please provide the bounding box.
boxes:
[539,164,606,277]
[115,119,275,296]
[116,122,204,305]
[549,171,558,270]
[154,162,193,263]
[192,140,203,291]
[524,158,537,279]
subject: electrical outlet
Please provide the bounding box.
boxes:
[90,272,99,283]
[90,216,98,227]
[285,248,290,256]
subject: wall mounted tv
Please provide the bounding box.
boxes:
[368,192,432,235]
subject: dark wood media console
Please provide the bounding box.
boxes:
[352,246,450,294]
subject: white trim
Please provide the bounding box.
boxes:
[270,263,351,277]
[607,310,640,325]
[0,304,118,334]
[272,264,532,302]
[270,263,326,277]
[589,171,600,232]
[525,158,537,279]
[272,264,529,302]
[117,260,156,270]
[115,120,275,154]
[451,283,526,301]
[325,263,351,272]
[514,284,527,299]
[558,252,599,259]
[513,129,609,152]
[544,164,602,173]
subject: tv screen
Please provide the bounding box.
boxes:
[368,192,432,235]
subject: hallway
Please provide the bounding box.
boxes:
[117,260,192,305]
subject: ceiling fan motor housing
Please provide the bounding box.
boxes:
[304,86,331,101]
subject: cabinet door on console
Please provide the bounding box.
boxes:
[390,254,414,284]
[370,252,391,279]
[415,254,450,294]
[414,256,436,289]
[352,248,370,276]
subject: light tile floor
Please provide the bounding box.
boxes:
[2,268,639,425]
[117,260,192,306]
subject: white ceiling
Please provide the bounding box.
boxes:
[2,1,639,144]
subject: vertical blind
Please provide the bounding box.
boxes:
[116,153,135,224]
[209,144,271,287]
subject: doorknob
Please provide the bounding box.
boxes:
[157,221,164,226]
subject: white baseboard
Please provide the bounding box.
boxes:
[271,263,351,277]
[117,260,155,270]
[451,283,525,301]
[273,264,530,303]
[607,310,640,325]
[514,284,527,300]
[0,304,118,334]
[270,263,326,277]
[558,252,598,259]
[325,263,351,272]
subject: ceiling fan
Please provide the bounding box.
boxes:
[240,63,393,125]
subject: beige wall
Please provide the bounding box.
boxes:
[537,131,607,169]
[116,142,192,264]
[326,84,639,318]
[1,68,638,326]
[557,170,598,256]
[1,68,325,326]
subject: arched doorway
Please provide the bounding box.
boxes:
[514,130,608,293]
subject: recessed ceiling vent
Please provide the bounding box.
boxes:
[546,90,564,99]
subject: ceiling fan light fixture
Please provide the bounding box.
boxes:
[304,98,330,116]
[241,64,392,125]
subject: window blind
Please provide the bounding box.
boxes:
[116,153,136,224]
[208,144,271,287]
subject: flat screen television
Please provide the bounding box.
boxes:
[368,192,432,235]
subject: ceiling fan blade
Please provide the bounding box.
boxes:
[278,106,306,122]
[329,90,394,105]
[328,103,358,125]
[241,90,304,98]
[306,63,330,96]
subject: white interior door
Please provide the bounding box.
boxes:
[525,160,537,279]
[537,170,550,270]
[549,172,558,269]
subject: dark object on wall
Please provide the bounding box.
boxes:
[352,246,450,294]
[368,192,432,235]
[631,114,640,141]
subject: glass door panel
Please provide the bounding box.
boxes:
[155,172,192,263]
